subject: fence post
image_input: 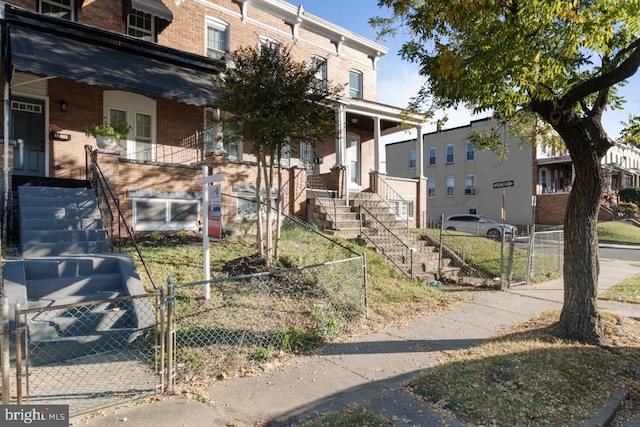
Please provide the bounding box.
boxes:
[438,214,444,277]
[166,276,175,394]
[362,252,368,319]
[525,224,536,286]
[506,238,515,289]
[14,303,23,404]
[1,295,9,404]
[158,286,166,393]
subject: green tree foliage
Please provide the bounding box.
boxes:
[213,45,340,265]
[372,0,640,344]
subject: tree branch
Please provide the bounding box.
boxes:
[561,37,640,108]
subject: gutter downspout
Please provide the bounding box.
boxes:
[3,18,11,242]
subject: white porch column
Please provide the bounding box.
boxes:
[373,116,386,174]
[335,104,346,167]
[415,125,424,178]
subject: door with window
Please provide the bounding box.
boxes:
[345,134,360,186]
[11,97,46,177]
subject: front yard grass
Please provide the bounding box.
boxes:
[599,273,640,304]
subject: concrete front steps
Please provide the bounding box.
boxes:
[19,186,111,257]
[3,254,153,366]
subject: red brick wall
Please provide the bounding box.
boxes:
[535,194,568,225]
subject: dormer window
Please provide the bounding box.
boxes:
[125,0,174,41]
[128,9,155,41]
[40,0,75,20]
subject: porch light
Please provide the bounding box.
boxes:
[59,100,68,112]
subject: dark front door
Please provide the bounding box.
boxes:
[11,97,46,177]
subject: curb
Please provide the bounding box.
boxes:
[581,388,630,427]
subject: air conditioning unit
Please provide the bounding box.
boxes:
[465,187,476,195]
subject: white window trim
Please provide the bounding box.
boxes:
[446,176,455,197]
[446,144,455,164]
[127,9,155,41]
[427,180,436,199]
[132,198,200,231]
[205,16,229,59]
[348,70,363,99]
[104,91,156,161]
[428,147,437,166]
[466,143,475,161]
[409,150,416,169]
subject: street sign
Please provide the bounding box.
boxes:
[493,180,514,189]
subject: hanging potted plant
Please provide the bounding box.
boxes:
[86,119,131,150]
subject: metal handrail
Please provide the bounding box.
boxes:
[374,176,411,231]
[305,165,338,230]
[358,204,413,278]
[85,145,158,289]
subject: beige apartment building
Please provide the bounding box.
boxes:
[386,117,640,226]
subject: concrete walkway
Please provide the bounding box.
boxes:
[79,258,640,427]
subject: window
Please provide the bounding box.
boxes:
[135,113,153,161]
[390,199,414,220]
[133,198,200,231]
[206,17,229,60]
[428,147,437,166]
[465,175,476,195]
[311,56,327,89]
[40,0,74,20]
[104,90,156,161]
[204,108,240,161]
[427,179,435,198]
[446,144,454,164]
[409,150,416,168]
[235,192,277,220]
[259,36,280,55]
[128,9,155,41]
[465,142,475,161]
[348,70,363,99]
[446,176,455,197]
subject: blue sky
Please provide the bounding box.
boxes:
[302,0,640,139]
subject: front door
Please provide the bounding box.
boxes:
[345,134,360,187]
[11,97,46,177]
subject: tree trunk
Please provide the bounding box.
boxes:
[256,154,264,259]
[550,115,610,345]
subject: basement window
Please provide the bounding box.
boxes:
[133,198,200,231]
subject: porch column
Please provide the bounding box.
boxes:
[334,104,346,167]
[373,116,386,174]
[415,125,424,178]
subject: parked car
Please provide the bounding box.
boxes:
[442,214,517,239]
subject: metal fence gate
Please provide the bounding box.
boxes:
[1,293,164,416]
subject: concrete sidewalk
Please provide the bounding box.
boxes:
[79,259,640,427]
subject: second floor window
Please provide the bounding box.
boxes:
[446,144,454,164]
[40,0,74,20]
[259,36,281,56]
[409,150,416,168]
[349,70,362,99]
[128,10,155,42]
[428,147,437,166]
[311,56,327,89]
[466,142,475,161]
[207,17,229,60]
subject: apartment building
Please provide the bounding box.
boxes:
[0,0,427,237]
[386,117,640,226]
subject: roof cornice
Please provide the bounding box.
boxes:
[234,0,387,61]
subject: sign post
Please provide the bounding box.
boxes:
[199,169,226,300]
[493,180,514,289]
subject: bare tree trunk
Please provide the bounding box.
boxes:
[274,164,283,263]
[256,153,264,258]
[263,154,273,267]
[552,117,612,345]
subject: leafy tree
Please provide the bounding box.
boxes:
[213,45,339,266]
[372,0,640,344]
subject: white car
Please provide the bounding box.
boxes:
[442,214,517,239]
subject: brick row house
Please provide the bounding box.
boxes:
[386,117,640,226]
[0,0,428,241]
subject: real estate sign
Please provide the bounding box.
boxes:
[208,184,222,239]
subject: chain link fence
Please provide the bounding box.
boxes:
[422,221,563,287]
[10,295,161,416]
[169,255,366,389]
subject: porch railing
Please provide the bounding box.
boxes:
[358,204,413,279]
[373,175,411,231]
[305,165,338,230]
[85,146,157,289]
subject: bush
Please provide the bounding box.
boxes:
[619,187,640,206]
[613,202,638,219]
